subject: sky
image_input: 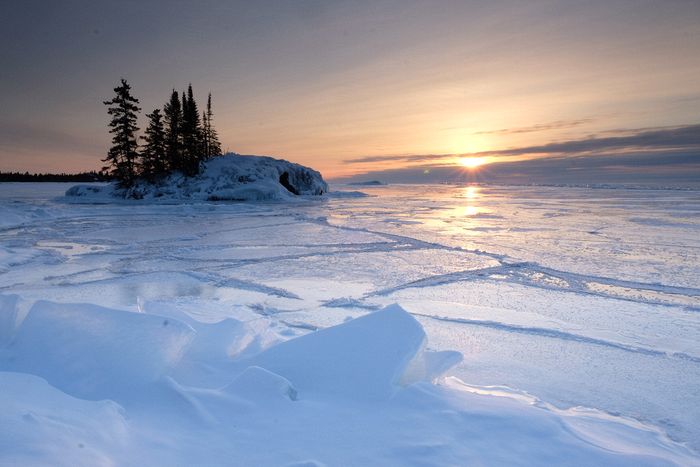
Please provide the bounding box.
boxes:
[1,0,699,185]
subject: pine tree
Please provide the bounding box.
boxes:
[103,79,141,187]
[163,90,183,173]
[203,93,222,159]
[140,108,167,181]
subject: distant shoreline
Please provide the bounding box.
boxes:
[0,172,111,183]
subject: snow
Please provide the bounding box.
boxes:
[1,182,699,465]
[1,300,695,465]
[65,154,328,202]
[3,300,194,400]
[241,304,431,401]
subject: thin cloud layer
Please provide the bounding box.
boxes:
[473,119,594,136]
[344,123,700,165]
[337,124,700,186]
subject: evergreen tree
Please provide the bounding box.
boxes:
[202,110,209,158]
[181,90,192,174]
[140,108,167,181]
[163,90,183,172]
[103,79,140,187]
[181,84,203,175]
[203,93,222,159]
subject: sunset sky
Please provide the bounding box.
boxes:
[2,0,699,184]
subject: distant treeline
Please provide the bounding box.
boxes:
[103,79,222,187]
[0,171,112,183]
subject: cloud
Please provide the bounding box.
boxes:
[478,123,700,157]
[343,123,700,165]
[335,123,700,186]
[473,118,594,136]
[344,153,455,165]
[334,149,700,186]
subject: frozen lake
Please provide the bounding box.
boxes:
[1,182,699,463]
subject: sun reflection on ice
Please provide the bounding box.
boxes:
[463,205,480,216]
[455,186,486,216]
[462,185,480,199]
[416,184,497,246]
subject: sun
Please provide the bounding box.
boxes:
[458,156,488,169]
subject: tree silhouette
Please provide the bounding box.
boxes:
[140,108,167,181]
[203,93,222,159]
[181,84,203,175]
[105,80,224,187]
[163,89,183,173]
[103,79,141,187]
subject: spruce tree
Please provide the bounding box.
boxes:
[202,110,209,159]
[103,79,141,187]
[163,90,183,173]
[181,90,192,174]
[140,108,167,181]
[203,93,222,159]
[181,84,203,175]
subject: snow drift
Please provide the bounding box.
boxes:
[0,298,696,466]
[65,154,328,202]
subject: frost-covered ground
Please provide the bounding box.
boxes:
[1,182,699,465]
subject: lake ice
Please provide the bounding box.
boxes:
[0,182,698,465]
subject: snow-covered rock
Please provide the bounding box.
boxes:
[65,154,328,202]
[323,190,369,198]
[349,180,386,186]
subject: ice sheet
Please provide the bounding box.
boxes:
[1,182,698,464]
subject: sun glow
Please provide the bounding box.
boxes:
[458,156,489,169]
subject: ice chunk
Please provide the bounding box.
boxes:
[139,302,279,386]
[224,366,298,402]
[400,349,463,385]
[0,294,21,346]
[141,305,247,361]
[1,301,194,400]
[243,304,427,401]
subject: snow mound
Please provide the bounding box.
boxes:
[0,372,129,466]
[1,300,697,465]
[65,154,328,202]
